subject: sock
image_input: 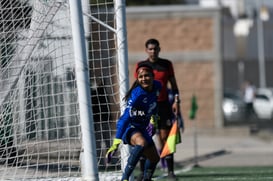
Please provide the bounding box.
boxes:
[160,157,166,169]
[121,145,144,180]
[165,154,174,173]
[143,159,157,180]
[139,156,145,175]
[158,149,166,169]
[139,156,145,172]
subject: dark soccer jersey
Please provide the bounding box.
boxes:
[135,58,175,102]
[115,80,161,139]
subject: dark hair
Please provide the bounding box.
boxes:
[123,80,139,102]
[145,38,160,48]
[135,64,154,76]
[124,64,154,101]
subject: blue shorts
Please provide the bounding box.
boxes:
[122,125,154,145]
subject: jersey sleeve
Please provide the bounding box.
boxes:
[168,60,175,78]
[115,107,130,139]
[115,88,141,139]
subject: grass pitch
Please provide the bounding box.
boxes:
[149,165,273,181]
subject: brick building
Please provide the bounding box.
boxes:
[126,5,223,129]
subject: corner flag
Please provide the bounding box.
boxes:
[189,94,198,120]
[160,120,181,158]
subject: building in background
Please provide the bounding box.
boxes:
[126,2,273,128]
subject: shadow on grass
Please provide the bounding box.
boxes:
[152,149,231,180]
[177,149,231,167]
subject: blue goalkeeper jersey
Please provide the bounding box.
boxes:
[115,80,161,139]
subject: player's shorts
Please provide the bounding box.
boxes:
[122,125,154,145]
[157,101,173,129]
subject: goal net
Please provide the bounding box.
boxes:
[0,0,129,180]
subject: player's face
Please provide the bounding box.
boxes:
[137,68,154,91]
[145,44,160,62]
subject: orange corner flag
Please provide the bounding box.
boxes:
[160,120,181,158]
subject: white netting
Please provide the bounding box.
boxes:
[0,0,128,180]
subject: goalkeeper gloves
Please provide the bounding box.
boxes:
[106,138,121,163]
[150,114,159,129]
[146,114,160,136]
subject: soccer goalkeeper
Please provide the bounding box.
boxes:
[106,64,161,181]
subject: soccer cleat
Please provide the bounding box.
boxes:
[167,171,177,181]
[136,172,144,181]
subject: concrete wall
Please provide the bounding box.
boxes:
[126,5,223,129]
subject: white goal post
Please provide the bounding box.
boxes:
[0,0,129,180]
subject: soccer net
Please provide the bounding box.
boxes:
[0,0,128,180]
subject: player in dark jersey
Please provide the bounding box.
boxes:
[106,64,161,181]
[135,39,184,180]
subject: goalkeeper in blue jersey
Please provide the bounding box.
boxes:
[106,64,161,181]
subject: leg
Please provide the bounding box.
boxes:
[165,154,176,178]
[159,128,176,178]
[137,156,146,181]
[122,132,147,180]
[142,144,160,181]
[122,145,144,180]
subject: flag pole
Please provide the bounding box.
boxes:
[193,115,200,167]
[189,94,199,167]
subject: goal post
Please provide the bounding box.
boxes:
[0,0,129,180]
[69,0,98,180]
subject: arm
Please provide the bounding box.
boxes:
[169,76,185,133]
[106,100,135,163]
[169,76,180,116]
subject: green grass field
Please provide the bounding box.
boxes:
[149,165,273,181]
